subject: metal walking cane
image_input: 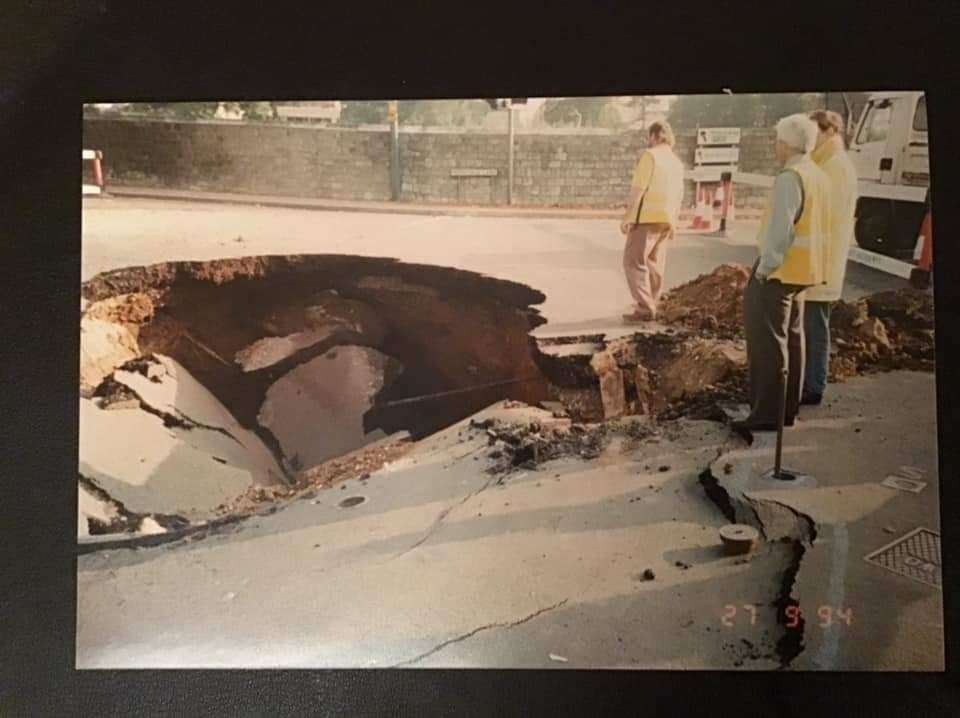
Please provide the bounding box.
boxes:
[774,366,788,479]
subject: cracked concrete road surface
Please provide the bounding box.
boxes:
[78,199,940,670]
[78,370,941,669]
[79,404,790,669]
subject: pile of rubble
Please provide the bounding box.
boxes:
[543,332,748,423]
[657,264,935,382]
[659,264,751,338]
[469,409,657,475]
[829,288,935,380]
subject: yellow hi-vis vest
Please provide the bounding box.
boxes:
[804,136,859,302]
[629,144,686,227]
[756,156,832,286]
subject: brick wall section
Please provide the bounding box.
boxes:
[84,118,778,209]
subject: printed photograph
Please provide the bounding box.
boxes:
[78,91,940,669]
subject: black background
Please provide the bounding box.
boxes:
[2,1,960,714]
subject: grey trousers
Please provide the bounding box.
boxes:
[742,265,806,425]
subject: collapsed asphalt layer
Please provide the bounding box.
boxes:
[80,258,935,540]
[79,258,935,666]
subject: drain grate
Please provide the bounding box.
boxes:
[864,527,941,588]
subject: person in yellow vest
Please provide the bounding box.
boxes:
[734,114,832,433]
[620,121,685,322]
[800,110,859,406]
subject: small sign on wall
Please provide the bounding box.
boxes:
[695,147,740,164]
[697,127,742,146]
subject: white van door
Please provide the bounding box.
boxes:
[851,98,895,183]
[901,94,929,185]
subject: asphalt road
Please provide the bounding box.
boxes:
[77,196,939,670]
[81,196,906,332]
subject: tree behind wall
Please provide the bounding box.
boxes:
[668,93,826,129]
[340,100,389,125]
[541,97,625,128]
[135,102,220,119]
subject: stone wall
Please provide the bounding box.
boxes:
[83,118,392,201]
[84,117,777,209]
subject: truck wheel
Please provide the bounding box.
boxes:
[855,207,894,254]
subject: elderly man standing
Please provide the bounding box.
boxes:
[620,121,685,323]
[735,114,832,433]
[800,110,859,406]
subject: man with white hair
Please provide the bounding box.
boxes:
[734,113,832,433]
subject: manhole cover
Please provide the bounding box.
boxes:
[864,527,941,588]
[339,495,367,509]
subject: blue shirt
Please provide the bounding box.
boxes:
[756,156,805,279]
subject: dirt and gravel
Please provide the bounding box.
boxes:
[213,433,415,517]
[659,264,751,339]
[657,263,935,382]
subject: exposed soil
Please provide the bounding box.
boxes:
[82,255,553,457]
[828,288,935,380]
[657,264,935,382]
[659,264,751,339]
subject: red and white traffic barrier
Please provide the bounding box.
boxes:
[689,186,710,230]
[82,149,104,195]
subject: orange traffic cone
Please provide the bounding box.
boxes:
[690,186,706,229]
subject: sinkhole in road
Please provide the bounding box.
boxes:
[79,253,937,512]
[80,254,764,501]
[80,255,562,487]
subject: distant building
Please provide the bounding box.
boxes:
[274,101,343,125]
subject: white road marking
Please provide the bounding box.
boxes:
[813,522,848,669]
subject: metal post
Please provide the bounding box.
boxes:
[507,105,515,205]
[389,100,401,201]
[774,366,788,478]
[719,171,732,235]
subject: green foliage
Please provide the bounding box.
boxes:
[668,93,828,129]
[236,102,276,120]
[135,102,220,119]
[542,97,624,128]
[398,100,491,126]
[340,100,389,125]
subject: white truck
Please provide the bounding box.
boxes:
[848,91,929,260]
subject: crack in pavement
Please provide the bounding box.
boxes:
[392,598,570,667]
[392,473,497,559]
[109,380,246,447]
[702,441,821,669]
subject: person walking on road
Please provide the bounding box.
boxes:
[800,110,859,406]
[620,121,685,323]
[735,114,832,433]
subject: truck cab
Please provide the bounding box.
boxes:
[850,91,929,257]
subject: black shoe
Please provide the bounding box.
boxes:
[731,419,777,434]
[800,391,822,406]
